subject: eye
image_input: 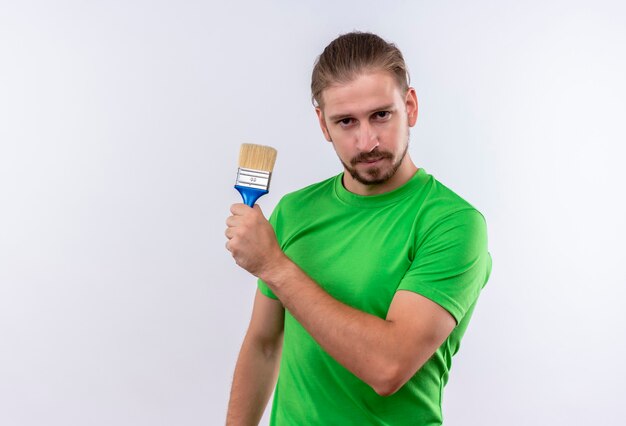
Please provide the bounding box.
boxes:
[337,117,355,127]
[373,111,391,120]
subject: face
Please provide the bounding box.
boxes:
[315,71,418,194]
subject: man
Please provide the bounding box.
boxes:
[225,32,492,425]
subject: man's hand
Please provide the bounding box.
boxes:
[225,203,285,278]
[225,203,457,397]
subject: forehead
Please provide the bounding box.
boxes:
[321,71,403,117]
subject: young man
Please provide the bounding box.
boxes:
[225,32,492,425]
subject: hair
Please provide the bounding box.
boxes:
[311,31,410,108]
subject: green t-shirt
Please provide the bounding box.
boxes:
[258,168,492,425]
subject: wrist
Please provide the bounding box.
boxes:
[258,251,294,289]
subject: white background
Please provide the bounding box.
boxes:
[1,1,625,425]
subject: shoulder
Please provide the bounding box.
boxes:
[411,171,489,251]
[267,174,340,237]
[419,171,486,225]
[274,174,339,212]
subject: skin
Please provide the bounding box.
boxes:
[225,70,456,425]
[314,71,418,195]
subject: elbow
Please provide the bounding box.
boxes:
[373,382,402,397]
[370,363,409,397]
[259,334,283,361]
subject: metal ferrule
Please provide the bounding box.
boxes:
[235,167,272,191]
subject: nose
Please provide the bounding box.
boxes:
[356,122,379,152]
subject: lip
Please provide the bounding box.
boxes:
[360,157,384,164]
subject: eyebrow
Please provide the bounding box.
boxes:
[327,104,396,122]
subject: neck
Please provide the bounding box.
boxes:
[343,153,418,196]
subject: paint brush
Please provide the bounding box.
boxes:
[234,143,278,207]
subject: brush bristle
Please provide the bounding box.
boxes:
[238,144,278,172]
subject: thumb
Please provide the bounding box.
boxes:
[253,203,264,215]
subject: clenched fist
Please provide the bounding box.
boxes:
[225,203,285,279]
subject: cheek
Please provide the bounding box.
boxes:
[332,139,355,160]
[384,126,403,145]
[377,127,395,144]
[338,145,353,159]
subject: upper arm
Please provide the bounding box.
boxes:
[245,288,285,352]
[397,209,490,323]
[384,290,456,388]
[381,210,490,393]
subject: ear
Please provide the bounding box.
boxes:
[405,87,418,127]
[315,107,332,142]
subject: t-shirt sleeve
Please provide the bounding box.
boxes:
[257,203,281,300]
[397,208,492,324]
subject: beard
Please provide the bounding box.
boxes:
[340,141,409,186]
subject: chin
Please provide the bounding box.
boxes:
[354,168,396,186]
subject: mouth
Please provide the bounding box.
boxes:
[350,149,393,167]
[359,157,385,165]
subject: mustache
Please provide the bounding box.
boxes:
[350,149,393,166]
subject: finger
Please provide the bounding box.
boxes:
[225,227,238,239]
[230,203,251,216]
[225,215,239,227]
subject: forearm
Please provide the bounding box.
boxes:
[226,203,455,398]
[226,334,282,425]
[260,257,405,395]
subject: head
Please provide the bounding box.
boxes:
[311,32,418,194]
[311,32,410,110]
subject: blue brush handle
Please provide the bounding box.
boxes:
[235,185,269,207]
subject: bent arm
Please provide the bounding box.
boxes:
[261,259,455,396]
[226,289,284,425]
[225,203,468,397]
